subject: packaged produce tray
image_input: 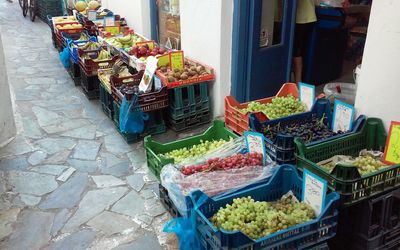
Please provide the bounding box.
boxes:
[193,165,340,250]
[249,98,365,164]
[295,117,400,206]
[110,72,169,112]
[144,120,238,180]
[155,59,215,88]
[225,82,299,135]
[78,49,118,77]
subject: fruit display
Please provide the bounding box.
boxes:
[210,195,315,240]
[125,44,167,59]
[240,95,306,119]
[72,41,100,50]
[56,23,83,30]
[93,49,112,61]
[104,34,144,49]
[180,152,263,176]
[75,1,87,12]
[52,16,77,24]
[88,0,101,10]
[161,139,230,164]
[320,153,390,176]
[261,114,343,144]
[158,61,210,82]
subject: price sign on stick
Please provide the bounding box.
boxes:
[103,16,115,27]
[302,169,327,216]
[87,10,97,21]
[169,51,184,70]
[332,100,355,133]
[244,131,267,164]
[157,54,170,67]
[384,121,400,164]
[298,82,315,111]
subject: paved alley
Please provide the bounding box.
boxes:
[0,1,180,249]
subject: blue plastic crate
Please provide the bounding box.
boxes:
[68,36,98,64]
[249,99,365,164]
[193,165,340,250]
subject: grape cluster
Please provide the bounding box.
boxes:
[241,95,306,120]
[162,139,229,164]
[355,155,388,175]
[180,153,263,175]
[211,195,315,240]
[262,114,343,143]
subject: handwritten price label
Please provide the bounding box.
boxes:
[104,26,120,35]
[157,54,170,67]
[298,82,315,111]
[103,16,115,27]
[244,131,267,165]
[302,169,327,216]
[384,121,400,164]
[332,100,355,133]
[87,10,97,21]
[169,51,184,70]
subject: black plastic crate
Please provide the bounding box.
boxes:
[80,68,100,100]
[158,184,181,218]
[99,84,113,119]
[168,110,211,132]
[329,188,400,250]
[67,57,81,86]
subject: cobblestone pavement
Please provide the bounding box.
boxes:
[0,1,207,249]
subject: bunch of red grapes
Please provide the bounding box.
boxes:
[180,153,264,176]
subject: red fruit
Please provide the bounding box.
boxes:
[139,46,147,55]
[159,48,166,54]
[152,48,159,53]
[143,44,150,50]
[150,51,157,56]
[131,45,139,53]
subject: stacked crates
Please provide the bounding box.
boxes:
[37,0,63,22]
[167,82,211,131]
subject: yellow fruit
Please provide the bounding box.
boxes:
[56,25,62,29]
[88,0,100,10]
[75,1,87,12]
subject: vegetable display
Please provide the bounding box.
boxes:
[181,153,263,176]
[211,195,315,240]
[161,139,230,164]
[261,114,343,143]
[240,95,306,119]
[158,61,210,82]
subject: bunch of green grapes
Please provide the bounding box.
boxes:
[161,139,229,163]
[241,95,306,119]
[211,196,315,240]
[355,155,388,175]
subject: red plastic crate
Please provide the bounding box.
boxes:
[155,58,215,89]
[224,82,299,135]
[78,49,118,76]
[110,72,169,112]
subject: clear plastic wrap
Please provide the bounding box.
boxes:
[160,145,276,216]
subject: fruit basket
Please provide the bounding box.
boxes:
[295,117,400,206]
[144,120,238,180]
[224,82,299,135]
[249,98,365,164]
[110,72,169,112]
[193,165,340,250]
[68,37,98,64]
[155,58,215,88]
[78,49,118,76]
[54,22,84,50]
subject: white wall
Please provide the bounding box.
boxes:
[0,36,16,146]
[355,0,400,130]
[102,0,151,38]
[180,0,233,117]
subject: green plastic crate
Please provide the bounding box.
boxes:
[295,117,400,206]
[144,120,238,180]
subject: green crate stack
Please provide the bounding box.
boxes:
[167,82,211,131]
[144,120,238,180]
[37,0,63,22]
[112,100,166,144]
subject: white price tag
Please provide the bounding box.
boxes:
[302,169,327,216]
[154,75,162,91]
[87,10,97,21]
[298,82,315,111]
[139,56,158,93]
[332,100,355,133]
[244,131,267,164]
[103,16,115,27]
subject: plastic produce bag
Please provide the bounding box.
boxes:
[119,95,149,134]
[59,47,70,69]
[163,216,202,250]
[161,146,275,216]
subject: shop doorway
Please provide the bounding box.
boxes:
[231,0,371,103]
[230,0,297,103]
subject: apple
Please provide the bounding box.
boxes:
[158,48,166,54]
[150,51,157,56]
[139,46,147,55]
